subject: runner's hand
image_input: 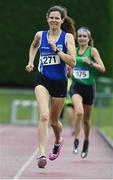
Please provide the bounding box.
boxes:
[25,64,34,72]
[48,39,56,52]
[83,57,91,65]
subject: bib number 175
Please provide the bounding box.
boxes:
[73,70,89,79]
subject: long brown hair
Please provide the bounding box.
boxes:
[46,5,76,39]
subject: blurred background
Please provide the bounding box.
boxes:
[0,0,113,140]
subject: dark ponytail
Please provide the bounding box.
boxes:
[61,16,76,39]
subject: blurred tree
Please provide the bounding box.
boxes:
[0,0,112,87]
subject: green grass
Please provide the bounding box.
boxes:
[0,88,113,141]
[0,88,35,123]
[92,106,113,127]
[16,106,33,120]
[101,126,113,139]
[92,106,113,141]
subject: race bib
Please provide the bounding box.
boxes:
[41,55,60,65]
[73,69,89,79]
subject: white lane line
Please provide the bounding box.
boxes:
[13,149,37,180]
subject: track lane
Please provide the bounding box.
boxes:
[0,125,113,179]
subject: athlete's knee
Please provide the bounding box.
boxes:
[40,112,49,121]
[76,109,84,119]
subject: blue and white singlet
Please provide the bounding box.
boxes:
[38,30,67,80]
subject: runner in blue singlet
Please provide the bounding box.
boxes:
[25,5,76,168]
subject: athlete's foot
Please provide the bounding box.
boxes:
[37,155,47,168]
[73,138,79,154]
[49,137,64,161]
[81,139,89,158]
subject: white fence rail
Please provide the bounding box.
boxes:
[10,100,38,125]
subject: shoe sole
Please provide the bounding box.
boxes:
[37,157,47,168]
[73,148,79,154]
[81,151,88,158]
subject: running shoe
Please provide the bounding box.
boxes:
[81,139,89,158]
[37,155,47,168]
[49,137,64,161]
[73,138,79,154]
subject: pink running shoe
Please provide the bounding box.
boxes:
[49,138,64,161]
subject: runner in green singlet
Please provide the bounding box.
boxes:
[70,27,106,158]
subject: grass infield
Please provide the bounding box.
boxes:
[0,88,113,140]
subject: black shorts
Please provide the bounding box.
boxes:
[35,72,67,98]
[70,81,96,105]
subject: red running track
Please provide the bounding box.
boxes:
[0,124,113,179]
